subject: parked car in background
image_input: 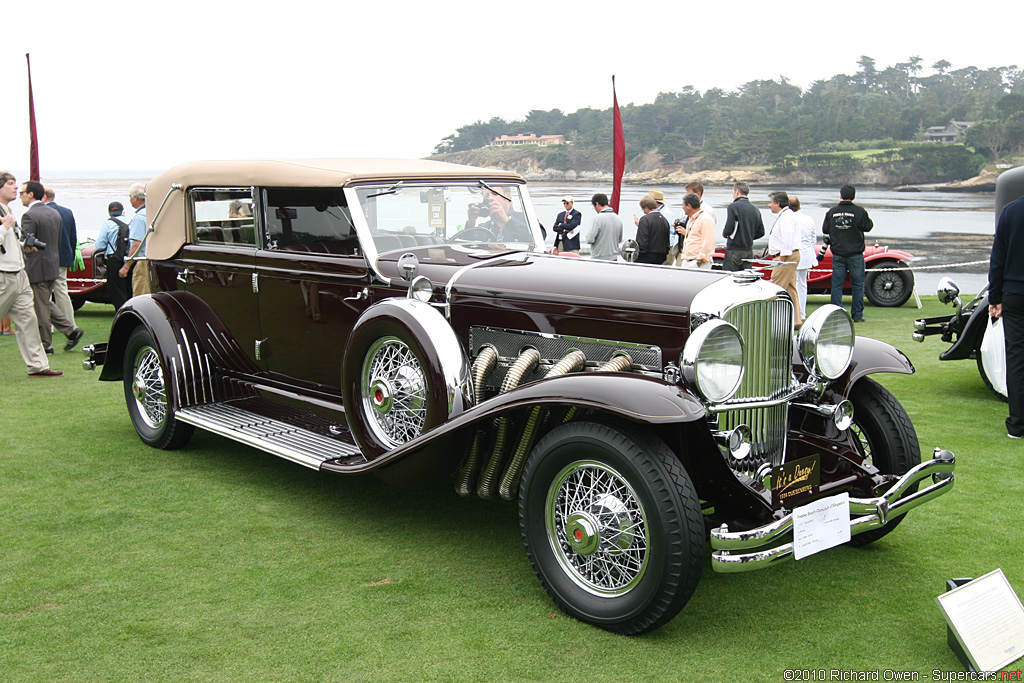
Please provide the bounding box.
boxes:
[67,242,111,309]
[712,242,915,307]
[84,158,954,634]
[913,279,1006,401]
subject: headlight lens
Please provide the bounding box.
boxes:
[681,319,745,402]
[798,305,855,380]
[408,275,433,302]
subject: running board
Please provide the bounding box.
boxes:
[176,402,361,470]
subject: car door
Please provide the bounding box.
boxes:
[179,187,265,372]
[254,187,371,391]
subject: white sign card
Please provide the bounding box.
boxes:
[936,569,1024,672]
[792,492,851,560]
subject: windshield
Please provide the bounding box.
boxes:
[352,182,538,255]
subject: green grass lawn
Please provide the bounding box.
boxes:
[2,297,1021,681]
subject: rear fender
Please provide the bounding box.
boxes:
[98,291,257,411]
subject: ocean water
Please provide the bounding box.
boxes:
[15,171,998,296]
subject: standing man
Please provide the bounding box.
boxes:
[678,193,715,270]
[43,187,78,326]
[767,191,802,327]
[634,196,670,264]
[822,184,873,323]
[585,193,623,261]
[121,183,150,296]
[19,181,84,352]
[0,172,61,376]
[552,196,581,254]
[988,195,1024,439]
[721,182,764,271]
[94,201,133,310]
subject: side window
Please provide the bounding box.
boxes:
[191,188,257,246]
[264,188,358,255]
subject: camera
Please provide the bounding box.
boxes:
[672,218,686,229]
[23,233,46,251]
[473,201,490,218]
[817,235,830,262]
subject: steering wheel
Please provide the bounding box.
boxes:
[450,226,496,242]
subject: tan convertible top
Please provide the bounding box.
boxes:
[145,158,525,260]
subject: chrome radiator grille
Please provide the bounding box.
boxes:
[717,298,794,471]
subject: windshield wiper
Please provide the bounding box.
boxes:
[367,181,404,198]
[478,180,510,203]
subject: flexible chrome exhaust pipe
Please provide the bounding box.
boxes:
[477,348,540,499]
[455,346,499,497]
[500,350,587,500]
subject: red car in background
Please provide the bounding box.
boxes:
[712,243,915,307]
[67,243,112,310]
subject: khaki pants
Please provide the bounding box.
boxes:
[53,266,77,326]
[31,279,76,349]
[0,270,50,373]
[132,259,151,296]
[769,253,801,327]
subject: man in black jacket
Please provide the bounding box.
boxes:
[822,184,873,323]
[988,195,1024,439]
[635,196,670,264]
[19,180,83,352]
[552,196,581,253]
[721,182,764,271]
[44,187,78,327]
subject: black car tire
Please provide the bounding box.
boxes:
[846,377,921,547]
[123,326,194,450]
[976,334,1009,403]
[71,296,85,311]
[865,261,914,307]
[518,421,704,635]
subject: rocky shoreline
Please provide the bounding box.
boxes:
[430,150,999,191]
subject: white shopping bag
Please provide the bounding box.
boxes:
[980,316,1007,397]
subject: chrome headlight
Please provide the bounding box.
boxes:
[681,319,745,403]
[408,275,433,302]
[798,305,855,380]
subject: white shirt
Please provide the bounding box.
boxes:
[795,210,818,269]
[767,207,800,256]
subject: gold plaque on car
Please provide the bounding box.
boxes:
[772,455,820,507]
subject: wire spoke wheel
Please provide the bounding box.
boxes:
[131,345,167,430]
[546,461,649,596]
[361,337,427,448]
[866,264,913,307]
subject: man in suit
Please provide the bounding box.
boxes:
[0,171,61,377]
[552,196,581,253]
[43,187,78,327]
[19,180,83,352]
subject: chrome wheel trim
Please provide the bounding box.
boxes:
[545,460,649,596]
[361,337,427,448]
[132,345,167,430]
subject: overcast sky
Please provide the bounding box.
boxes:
[1,0,1019,173]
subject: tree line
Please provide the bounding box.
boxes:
[433,57,1024,181]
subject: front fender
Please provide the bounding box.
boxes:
[940,293,990,361]
[831,336,914,397]
[324,372,706,475]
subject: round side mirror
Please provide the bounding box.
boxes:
[397,252,419,282]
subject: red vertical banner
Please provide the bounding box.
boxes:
[610,75,625,214]
[26,54,40,181]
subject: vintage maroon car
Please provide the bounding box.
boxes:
[67,242,111,309]
[83,159,954,634]
[712,243,915,307]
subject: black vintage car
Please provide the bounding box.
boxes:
[84,159,954,634]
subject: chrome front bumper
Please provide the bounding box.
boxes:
[710,448,956,573]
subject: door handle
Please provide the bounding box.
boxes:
[176,268,204,284]
[344,287,369,302]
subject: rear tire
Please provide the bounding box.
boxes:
[519,421,705,635]
[865,261,913,307]
[846,378,920,546]
[123,327,194,450]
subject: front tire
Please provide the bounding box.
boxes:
[846,377,920,546]
[123,326,194,450]
[519,421,704,635]
[865,261,913,307]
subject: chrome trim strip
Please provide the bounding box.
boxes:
[708,450,955,572]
